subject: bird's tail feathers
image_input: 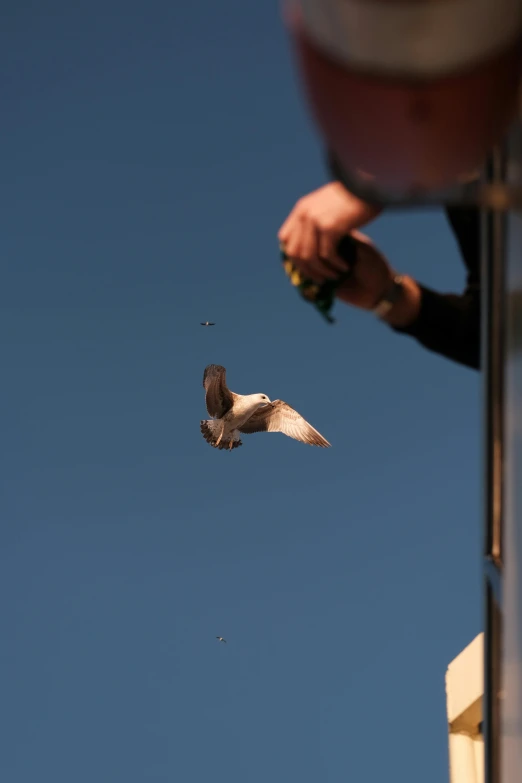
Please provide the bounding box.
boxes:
[200,420,242,450]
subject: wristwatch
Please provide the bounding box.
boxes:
[372,275,404,319]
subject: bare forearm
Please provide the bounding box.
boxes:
[336,273,422,323]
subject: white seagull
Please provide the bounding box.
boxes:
[200,364,331,451]
[216,636,227,643]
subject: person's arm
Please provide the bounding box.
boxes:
[327,149,482,370]
[381,207,480,370]
[385,274,480,370]
[279,172,481,370]
[334,255,480,370]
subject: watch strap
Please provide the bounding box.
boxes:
[372,275,404,319]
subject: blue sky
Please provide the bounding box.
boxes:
[1,2,481,781]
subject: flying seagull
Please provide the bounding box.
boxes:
[200,321,216,326]
[200,364,331,451]
[216,636,227,643]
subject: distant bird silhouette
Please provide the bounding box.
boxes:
[216,636,227,643]
[201,321,216,326]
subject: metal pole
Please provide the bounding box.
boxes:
[501,119,522,783]
[482,144,507,783]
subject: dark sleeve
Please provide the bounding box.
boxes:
[391,208,480,371]
[391,279,480,369]
[325,149,481,370]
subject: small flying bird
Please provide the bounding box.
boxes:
[200,364,331,451]
[216,636,227,643]
[200,321,216,326]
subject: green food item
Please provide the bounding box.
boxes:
[280,235,358,324]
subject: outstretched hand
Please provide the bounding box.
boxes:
[278,181,382,284]
[279,181,422,327]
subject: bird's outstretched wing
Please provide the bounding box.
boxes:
[238,400,331,447]
[203,365,235,418]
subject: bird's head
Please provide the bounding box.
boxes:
[254,393,271,407]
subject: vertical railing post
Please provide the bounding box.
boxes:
[501,119,522,783]
[482,145,507,783]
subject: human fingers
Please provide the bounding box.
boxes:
[285,252,336,284]
[292,216,320,266]
[279,213,337,280]
[317,230,352,274]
